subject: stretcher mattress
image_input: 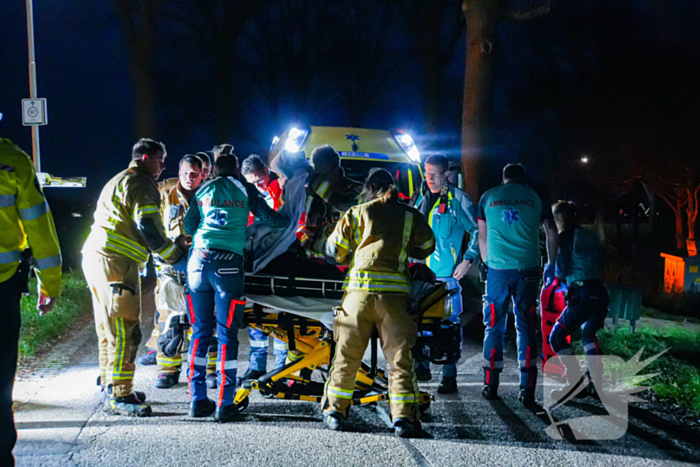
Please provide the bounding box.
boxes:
[245,293,338,329]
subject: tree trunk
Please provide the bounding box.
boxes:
[421,3,443,136]
[675,198,685,251]
[686,188,698,256]
[461,0,501,200]
[115,0,160,139]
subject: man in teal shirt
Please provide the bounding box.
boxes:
[477,163,558,406]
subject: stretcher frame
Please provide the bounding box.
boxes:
[233,273,452,414]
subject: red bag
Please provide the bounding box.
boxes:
[540,278,569,379]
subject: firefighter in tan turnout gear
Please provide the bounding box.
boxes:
[82,138,187,416]
[142,155,218,389]
[1,139,62,466]
[321,168,435,438]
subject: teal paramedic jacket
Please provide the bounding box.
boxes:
[556,226,603,284]
[477,182,548,270]
[184,175,289,254]
[413,182,479,278]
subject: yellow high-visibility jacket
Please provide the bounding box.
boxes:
[160,181,189,240]
[327,197,435,294]
[83,160,182,266]
[0,138,62,297]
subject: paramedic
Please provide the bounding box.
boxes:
[183,154,289,422]
[412,154,479,394]
[549,201,609,400]
[477,163,558,406]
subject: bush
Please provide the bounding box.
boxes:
[18,272,92,357]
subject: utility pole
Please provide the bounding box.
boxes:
[26,0,41,171]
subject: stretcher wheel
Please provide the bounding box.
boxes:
[236,395,250,412]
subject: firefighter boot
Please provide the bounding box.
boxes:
[155,371,180,389]
[104,392,152,417]
[323,411,345,431]
[481,368,500,400]
[393,418,422,438]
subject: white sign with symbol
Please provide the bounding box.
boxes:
[22,98,48,126]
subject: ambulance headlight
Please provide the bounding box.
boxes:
[394,131,420,162]
[285,127,309,152]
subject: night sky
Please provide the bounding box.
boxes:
[2,1,699,209]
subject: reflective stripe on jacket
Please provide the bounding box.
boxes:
[327,197,435,294]
[83,160,181,266]
[413,182,479,278]
[0,138,62,297]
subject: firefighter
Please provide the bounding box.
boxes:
[240,154,287,381]
[0,139,62,467]
[412,154,479,394]
[301,145,362,254]
[142,155,219,389]
[183,154,289,422]
[82,138,187,417]
[477,163,558,406]
[321,168,435,438]
[549,202,609,400]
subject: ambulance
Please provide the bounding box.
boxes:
[268,126,424,200]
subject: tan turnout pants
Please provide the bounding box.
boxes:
[323,291,420,422]
[82,251,142,398]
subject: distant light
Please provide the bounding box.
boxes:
[394,131,420,162]
[71,212,82,218]
[284,127,308,152]
[580,156,590,164]
[0,112,3,121]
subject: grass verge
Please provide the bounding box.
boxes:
[597,326,700,414]
[19,271,91,358]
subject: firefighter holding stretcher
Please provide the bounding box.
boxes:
[321,168,435,438]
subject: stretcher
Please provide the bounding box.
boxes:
[233,271,457,414]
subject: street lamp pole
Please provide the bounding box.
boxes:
[25,0,41,172]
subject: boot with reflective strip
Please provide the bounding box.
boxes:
[103,386,151,417]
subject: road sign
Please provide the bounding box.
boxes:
[22,98,47,125]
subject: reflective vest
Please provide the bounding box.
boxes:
[327,197,435,294]
[0,138,62,297]
[83,160,182,266]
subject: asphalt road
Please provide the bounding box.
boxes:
[12,305,700,467]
